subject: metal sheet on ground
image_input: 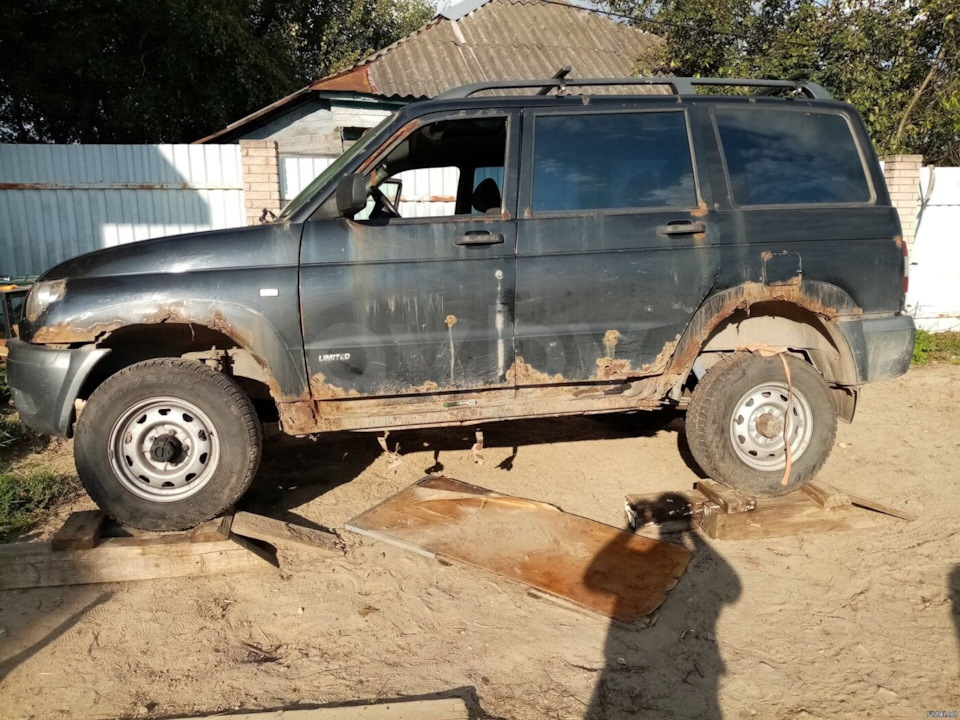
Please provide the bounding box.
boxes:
[346,476,691,623]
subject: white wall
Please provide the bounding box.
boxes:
[906,166,960,332]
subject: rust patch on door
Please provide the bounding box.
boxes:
[345,476,691,624]
[595,356,632,380]
[603,329,620,355]
[310,372,360,400]
[506,357,565,384]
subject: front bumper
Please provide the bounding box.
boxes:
[836,313,915,384]
[5,339,110,437]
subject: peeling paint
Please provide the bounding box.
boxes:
[507,357,565,385]
[310,372,361,400]
[603,329,621,357]
[595,356,631,380]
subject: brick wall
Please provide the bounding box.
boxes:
[881,154,923,250]
[240,139,281,226]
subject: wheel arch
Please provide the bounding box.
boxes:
[72,317,312,432]
[666,281,862,389]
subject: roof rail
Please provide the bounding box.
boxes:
[436,76,833,100]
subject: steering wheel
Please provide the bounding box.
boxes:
[371,185,402,219]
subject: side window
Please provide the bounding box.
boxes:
[715,109,872,205]
[532,112,696,213]
[360,117,507,222]
[357,167,460,220]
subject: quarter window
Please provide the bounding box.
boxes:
[532,112,696,213]
[715,109,872,206]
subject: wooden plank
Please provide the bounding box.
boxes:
[169,697,469,720]
[232,512,344,555]
[700,492,888,541]
[0,536,277,590]
[697,479,756,514]
[187,514,234,543]
[347,476,691,624]
[846,491,916,522]
[801,481,851,509]
[51,510,105,551]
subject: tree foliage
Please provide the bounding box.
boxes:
[607,0,960,164]
[0,0,434,144]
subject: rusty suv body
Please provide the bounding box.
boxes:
[6,76,915,530]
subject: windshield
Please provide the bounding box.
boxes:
[277,114,395,220]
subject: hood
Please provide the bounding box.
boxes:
[40,223,302,281]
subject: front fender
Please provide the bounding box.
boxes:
[25,293,308,403]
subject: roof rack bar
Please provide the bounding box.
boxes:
[537,66,571,96]
[437,76,832,100]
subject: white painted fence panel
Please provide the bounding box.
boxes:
[280,157,335,204]
[0,144,244,277]
[906,167,960,332]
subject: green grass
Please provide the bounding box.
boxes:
[912,329,960,366]
[0,466,76,539]
[0,400,77,540]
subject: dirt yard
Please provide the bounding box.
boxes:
[1,364,959,719]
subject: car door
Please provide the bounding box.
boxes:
[513,104,721,385]
[299,109,520,400]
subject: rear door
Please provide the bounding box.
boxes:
[513,105,721,385]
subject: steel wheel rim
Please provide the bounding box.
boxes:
[729,381,813,472]
[108,397,220,502]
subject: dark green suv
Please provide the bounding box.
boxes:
[6,76,914,530]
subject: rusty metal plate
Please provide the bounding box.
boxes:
[346,477,691,623]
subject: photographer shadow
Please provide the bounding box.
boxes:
[584,493,742,719]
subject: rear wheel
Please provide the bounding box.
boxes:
[685,352,836,497]
[75,358,262,530]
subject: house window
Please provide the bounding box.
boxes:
[531,112,696,213]
[715,109,871,206]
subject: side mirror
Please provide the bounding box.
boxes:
[336,173,367,217]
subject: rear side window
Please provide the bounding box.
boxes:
[532,112,696,213]
[715,109,872,206]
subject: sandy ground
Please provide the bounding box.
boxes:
[1,364,959,719]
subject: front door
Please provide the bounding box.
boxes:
[299,110,519,401]
[513,106,721,385]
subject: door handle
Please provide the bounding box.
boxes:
[657,221,706,236]
[455,231,505,246]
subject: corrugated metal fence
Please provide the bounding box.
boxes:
[0,144,244,277]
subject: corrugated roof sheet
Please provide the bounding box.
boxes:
[313,0,661,99]
[198,0,662,142]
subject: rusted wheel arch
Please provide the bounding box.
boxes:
[76,323,290,419]
[665,281,862,396]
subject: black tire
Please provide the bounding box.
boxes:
[75,358,262,531]
[685,352,836,497]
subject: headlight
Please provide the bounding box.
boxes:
[25,279,67,322]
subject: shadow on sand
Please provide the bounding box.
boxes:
[584,494,741,719]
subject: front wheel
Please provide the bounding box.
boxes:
[75,358,262,531]
[684,352,837,497]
